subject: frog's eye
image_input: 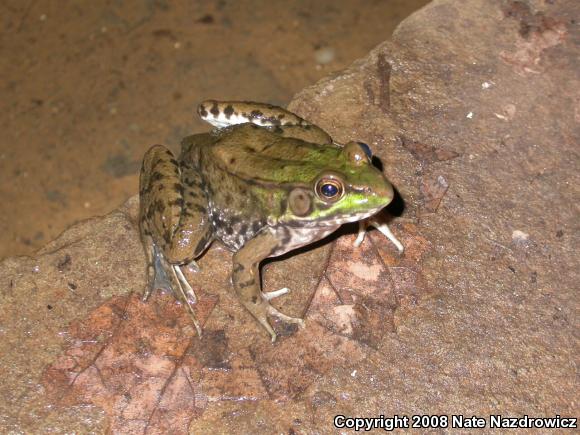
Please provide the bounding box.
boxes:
[343,141,371,165]
[357,142,373,158]
[315,177,344,202]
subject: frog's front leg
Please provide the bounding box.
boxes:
[139,144,214,336]
[232,229,305,342]
[354,215,404,252]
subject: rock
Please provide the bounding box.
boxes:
[1,0,578,432]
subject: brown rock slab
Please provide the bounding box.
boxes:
[2,0,578,432]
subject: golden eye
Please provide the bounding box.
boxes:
[315,177,344,201]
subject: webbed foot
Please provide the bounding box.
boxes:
[144,245,202,338]
[255,297,305,343]
[265,288,305,340]
[238,289,305,343]
[266,301,305,326]
[143,243,172,301]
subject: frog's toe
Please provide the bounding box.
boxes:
[262,289,305,334]
[173,265,197,305]
[245,299,304,343]
[169,265,203,335]
[182,303,203,338]
[185,259,201,272]
[353,220,368,247]
[248,306,278,342]
[170,266,203,337]
[265,304,305,328]
[369,217,404,253]
[354,217,404,253]
[263,287,290,301]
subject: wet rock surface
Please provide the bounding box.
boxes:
[1,0,578,432]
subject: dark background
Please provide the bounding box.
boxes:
[0,0,428,259]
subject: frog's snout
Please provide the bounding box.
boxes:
[373,179,394,203]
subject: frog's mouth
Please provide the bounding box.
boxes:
[328,207,385,225]
[291,205,385,228]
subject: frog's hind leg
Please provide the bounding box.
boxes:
[231,229,305,342]
[198,100,308,128]
[274,124,333,145]
[139,144,213,336]
[198,100,334,144]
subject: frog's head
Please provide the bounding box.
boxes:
[282,142,394,227]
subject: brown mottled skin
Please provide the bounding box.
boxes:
[139,101,398,341]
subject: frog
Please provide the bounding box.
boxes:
[139,100,403,342]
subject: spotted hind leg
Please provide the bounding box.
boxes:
[139,144,214,336]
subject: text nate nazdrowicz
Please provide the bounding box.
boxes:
[333,414,577,431]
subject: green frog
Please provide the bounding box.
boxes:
[139,100,403,342]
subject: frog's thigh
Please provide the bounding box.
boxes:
[140,145,212,265]
[276,124,332,145]
[232,229,304,341]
